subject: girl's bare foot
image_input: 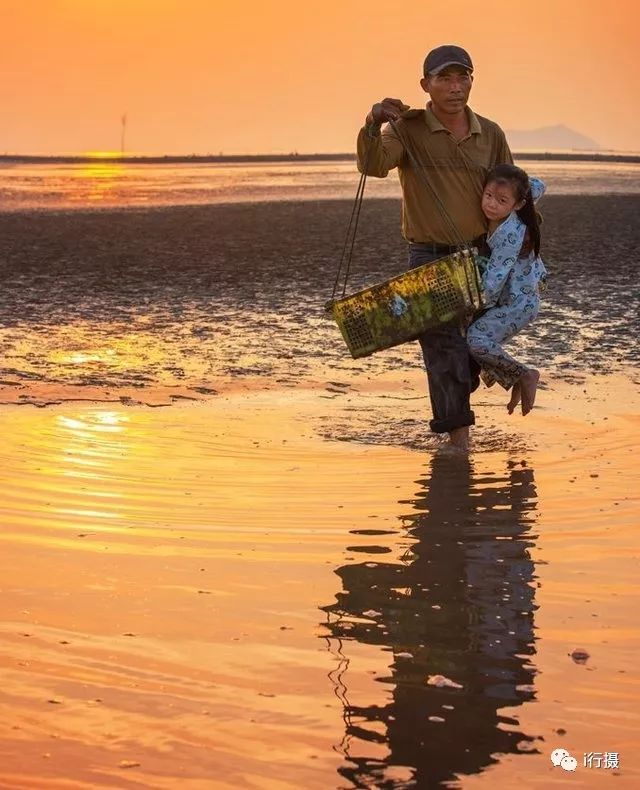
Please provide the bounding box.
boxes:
[507,382,521,414]
[520,369,540,415]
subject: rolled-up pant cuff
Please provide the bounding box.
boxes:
[429,410,476,434]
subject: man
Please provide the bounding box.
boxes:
[357,45,513,450]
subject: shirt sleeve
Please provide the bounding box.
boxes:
[356,122,405,177]
[495,127,514,166]
[482,217,526,307]
[529,176,546,202]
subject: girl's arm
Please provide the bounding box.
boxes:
[482,216,527,307]
[529,176,546,202]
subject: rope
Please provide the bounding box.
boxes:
[391,118,485,311]
[383,119,482,313]
[341,172,367,298]
[388,119,469,250]
[330,141,371,301]
[331,113,479,300]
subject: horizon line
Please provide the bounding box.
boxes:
[1,150,640,165]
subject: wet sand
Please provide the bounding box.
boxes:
[1,377,639,788]
[1,198,639,787]
[0,196,639,406]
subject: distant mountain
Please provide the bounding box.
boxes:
[506,124,601,151]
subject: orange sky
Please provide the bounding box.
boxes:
[1,0,638,154]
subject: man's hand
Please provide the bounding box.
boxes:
[366,98,410,125]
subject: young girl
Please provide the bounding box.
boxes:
[466,164,547,416]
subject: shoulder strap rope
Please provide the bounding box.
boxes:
[388,119,469,250]
[330,142,371,301]
[331,114,477,301]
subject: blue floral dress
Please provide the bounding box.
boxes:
[467,178,547,389]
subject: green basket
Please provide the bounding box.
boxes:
[327,248,483,359]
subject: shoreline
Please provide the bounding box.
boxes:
[0,368,637,446]
[2,151,640,165]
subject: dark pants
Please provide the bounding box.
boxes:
[408,244,479,434]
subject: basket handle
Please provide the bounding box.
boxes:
[330,143,372,302]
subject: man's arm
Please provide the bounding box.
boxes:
[356,98,408,177]
[356,123,404,177]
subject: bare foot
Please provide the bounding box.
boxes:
[449,426,470,451]
[520,369,540,416]
[507,382,521,414]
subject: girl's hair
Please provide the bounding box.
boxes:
[484,164,541,256]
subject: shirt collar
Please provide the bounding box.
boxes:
[424,103,482,135]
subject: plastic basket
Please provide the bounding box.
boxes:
[327,248,483,359]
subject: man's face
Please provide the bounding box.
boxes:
[421,66,473,114]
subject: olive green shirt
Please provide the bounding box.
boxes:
[357,104,513,245]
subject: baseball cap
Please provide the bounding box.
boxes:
[423,45,473,76]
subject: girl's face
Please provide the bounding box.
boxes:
[481,180,524,223]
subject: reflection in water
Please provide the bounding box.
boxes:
[74,160,125,203]
[50,410,130,526]
[322,453,541,788]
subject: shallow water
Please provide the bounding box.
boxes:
[0,159,639,211]
[0,385,638,788]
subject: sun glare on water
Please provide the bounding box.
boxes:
[66,157,127,203]
[83,151,122,159]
